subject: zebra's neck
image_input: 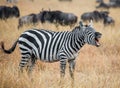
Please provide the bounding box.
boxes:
[70,28,86,52]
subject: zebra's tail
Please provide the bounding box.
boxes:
[0,40,18,54]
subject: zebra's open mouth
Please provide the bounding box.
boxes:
[95,32,102,47]
[95,38,101,47]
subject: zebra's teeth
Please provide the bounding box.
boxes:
[96,41,100,46]
[95,38,101,47]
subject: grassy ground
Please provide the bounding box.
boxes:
[0,0,120,88]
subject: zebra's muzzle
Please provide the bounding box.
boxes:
[95,38,100,47]
[95,33,102,47]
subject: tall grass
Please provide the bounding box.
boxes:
[0,0,120,88]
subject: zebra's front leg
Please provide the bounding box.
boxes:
[59,60,66,88]
[68,59,75,79]
[68,59,76,88]
[60,60,67,78]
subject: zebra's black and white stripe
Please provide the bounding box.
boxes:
[1,21,102,79]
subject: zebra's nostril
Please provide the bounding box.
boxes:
[97,34,102,38]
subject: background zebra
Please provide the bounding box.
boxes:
[1,21,102,79]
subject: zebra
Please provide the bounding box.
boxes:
[1,21,102,79]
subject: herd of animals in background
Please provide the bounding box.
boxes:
[81,10,115,26]
[0,0,119,29]
[18,10,78,29]
[6,0,72,3]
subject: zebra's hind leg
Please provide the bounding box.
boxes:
[27,58,36,75]
[25,58,36,82]
[19,56,30,73]
[18,56,30,78]
[68,59,76,88]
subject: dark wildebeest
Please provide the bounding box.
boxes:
[81,10,102,22]
[81,10,110,22]
[6,0,19,3]
[103,15,115,26]
[96,0,103,3]
[99,11,109,20]
[109,0,120,7]
[96,2,110,9]
[81,10,114,26]
[18,13,38,29]
[40,10,78,28]
[35,12,44,23]
[0,6,20,20]
[38,10,56,23]
[58,11,78,27]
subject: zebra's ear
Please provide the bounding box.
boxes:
[79,21,83,28]
[79,21,86,32]
[89,20,93,27]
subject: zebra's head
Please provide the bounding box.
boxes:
[79,21,102,47]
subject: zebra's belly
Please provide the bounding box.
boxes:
[39,54,60,62]
[40,59,60,63]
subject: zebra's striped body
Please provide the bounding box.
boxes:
[1,21,102,79]
[19,28,84,63]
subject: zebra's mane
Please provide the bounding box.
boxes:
[72,25,83,33]
[72,24,89,34]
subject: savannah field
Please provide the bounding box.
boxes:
[0,0,120,88]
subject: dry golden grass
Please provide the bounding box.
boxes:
[0,0,120,88]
